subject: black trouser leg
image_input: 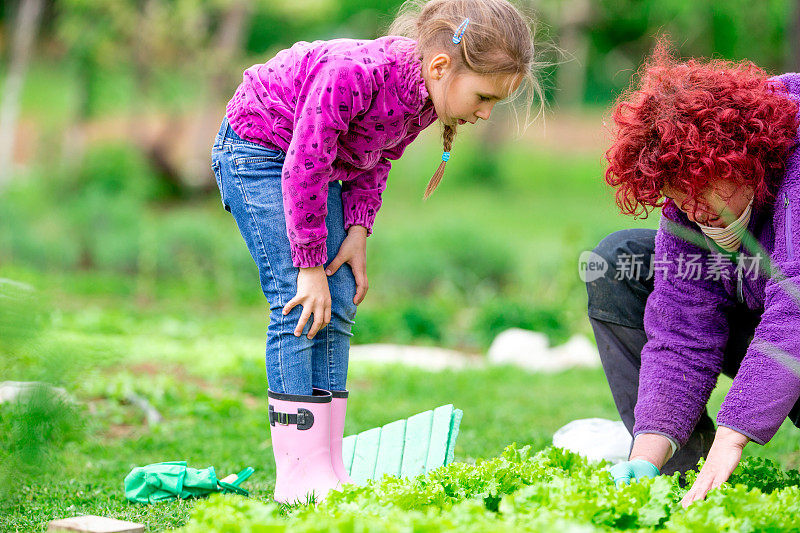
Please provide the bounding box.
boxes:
[589,317,715,475]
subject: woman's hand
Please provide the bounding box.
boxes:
[681,426,749,508]
[609,433,672,488]
[283,265,331,339]
[609,459,660,488]
[326,225,368,305]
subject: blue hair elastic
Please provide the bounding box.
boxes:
[441,151,451,162]
[451,18,470,45]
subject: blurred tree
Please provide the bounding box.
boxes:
[55,0,133,164]
[582,0,793,103]
[551,0,592,108]
[790,0,800,71]
[0,0,44,190]
[336,0,402,36]
[152,0,254,192]
[2,0,797,195]
[55,0,254,193]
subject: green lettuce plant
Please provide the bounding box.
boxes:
[179,445,800,532]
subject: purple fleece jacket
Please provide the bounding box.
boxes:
[226,36,437,268]
[634,73,800,447]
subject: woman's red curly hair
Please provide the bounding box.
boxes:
[605,38,799,218]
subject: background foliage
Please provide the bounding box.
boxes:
[2,0,800,530]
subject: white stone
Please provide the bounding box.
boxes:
[487,328,549,368]
[349,330,600,373]
[552,418,632,464]
[487,329,600,372]
[0,381,70,404]
[548,334,601,369]
[349,343,483,371]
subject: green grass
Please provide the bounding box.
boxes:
[1,293,618,530]
[1,271,798,531]
[0,98,791,531]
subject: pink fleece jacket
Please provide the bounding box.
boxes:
[226,36,437,267]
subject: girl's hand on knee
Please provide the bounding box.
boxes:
[326,225,368,305]
[283,266,331,339]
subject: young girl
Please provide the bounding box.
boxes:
[212,0,539,503]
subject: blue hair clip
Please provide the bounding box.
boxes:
[451,18,470,45]
[441,151,451,162]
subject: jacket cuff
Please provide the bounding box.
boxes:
[290,241,327,268]
[632,431,679,459]
[715,418,768,445]
[633,417,692,448]
[343,202,378,236]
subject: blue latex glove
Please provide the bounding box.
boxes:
[609,459,660,488]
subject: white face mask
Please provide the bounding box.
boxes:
[697,198,754,252]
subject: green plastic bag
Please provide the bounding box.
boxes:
[124,461,253,504]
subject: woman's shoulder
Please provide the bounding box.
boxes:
[660,199,691,227]
[771,72,800,96]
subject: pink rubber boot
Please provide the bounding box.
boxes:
[268,388,341,504]
[330,390,354,484]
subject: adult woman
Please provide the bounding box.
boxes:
[586,42,800,506]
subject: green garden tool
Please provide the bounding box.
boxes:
[124,461,254,504]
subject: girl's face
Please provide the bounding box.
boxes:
[662,180,754,228]
[422,53,521,127]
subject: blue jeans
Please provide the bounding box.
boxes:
[211,117,357,395]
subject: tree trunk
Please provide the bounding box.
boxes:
[0,0,45,190]
[186,0,252,188]
[555,0,592,109]
[147,0,252,191]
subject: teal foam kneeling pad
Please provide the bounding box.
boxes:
[425,404,454,473]
[400,410,434,478]
[374,419,406,478]
[446,408,463,465]
[342,434,356,473]
[350,427,381,485]
[343,404,463,484]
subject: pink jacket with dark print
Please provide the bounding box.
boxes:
[226,36,437,268]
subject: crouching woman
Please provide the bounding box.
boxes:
[586,42,800,506]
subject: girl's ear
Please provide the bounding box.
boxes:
[427,53,452,80]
